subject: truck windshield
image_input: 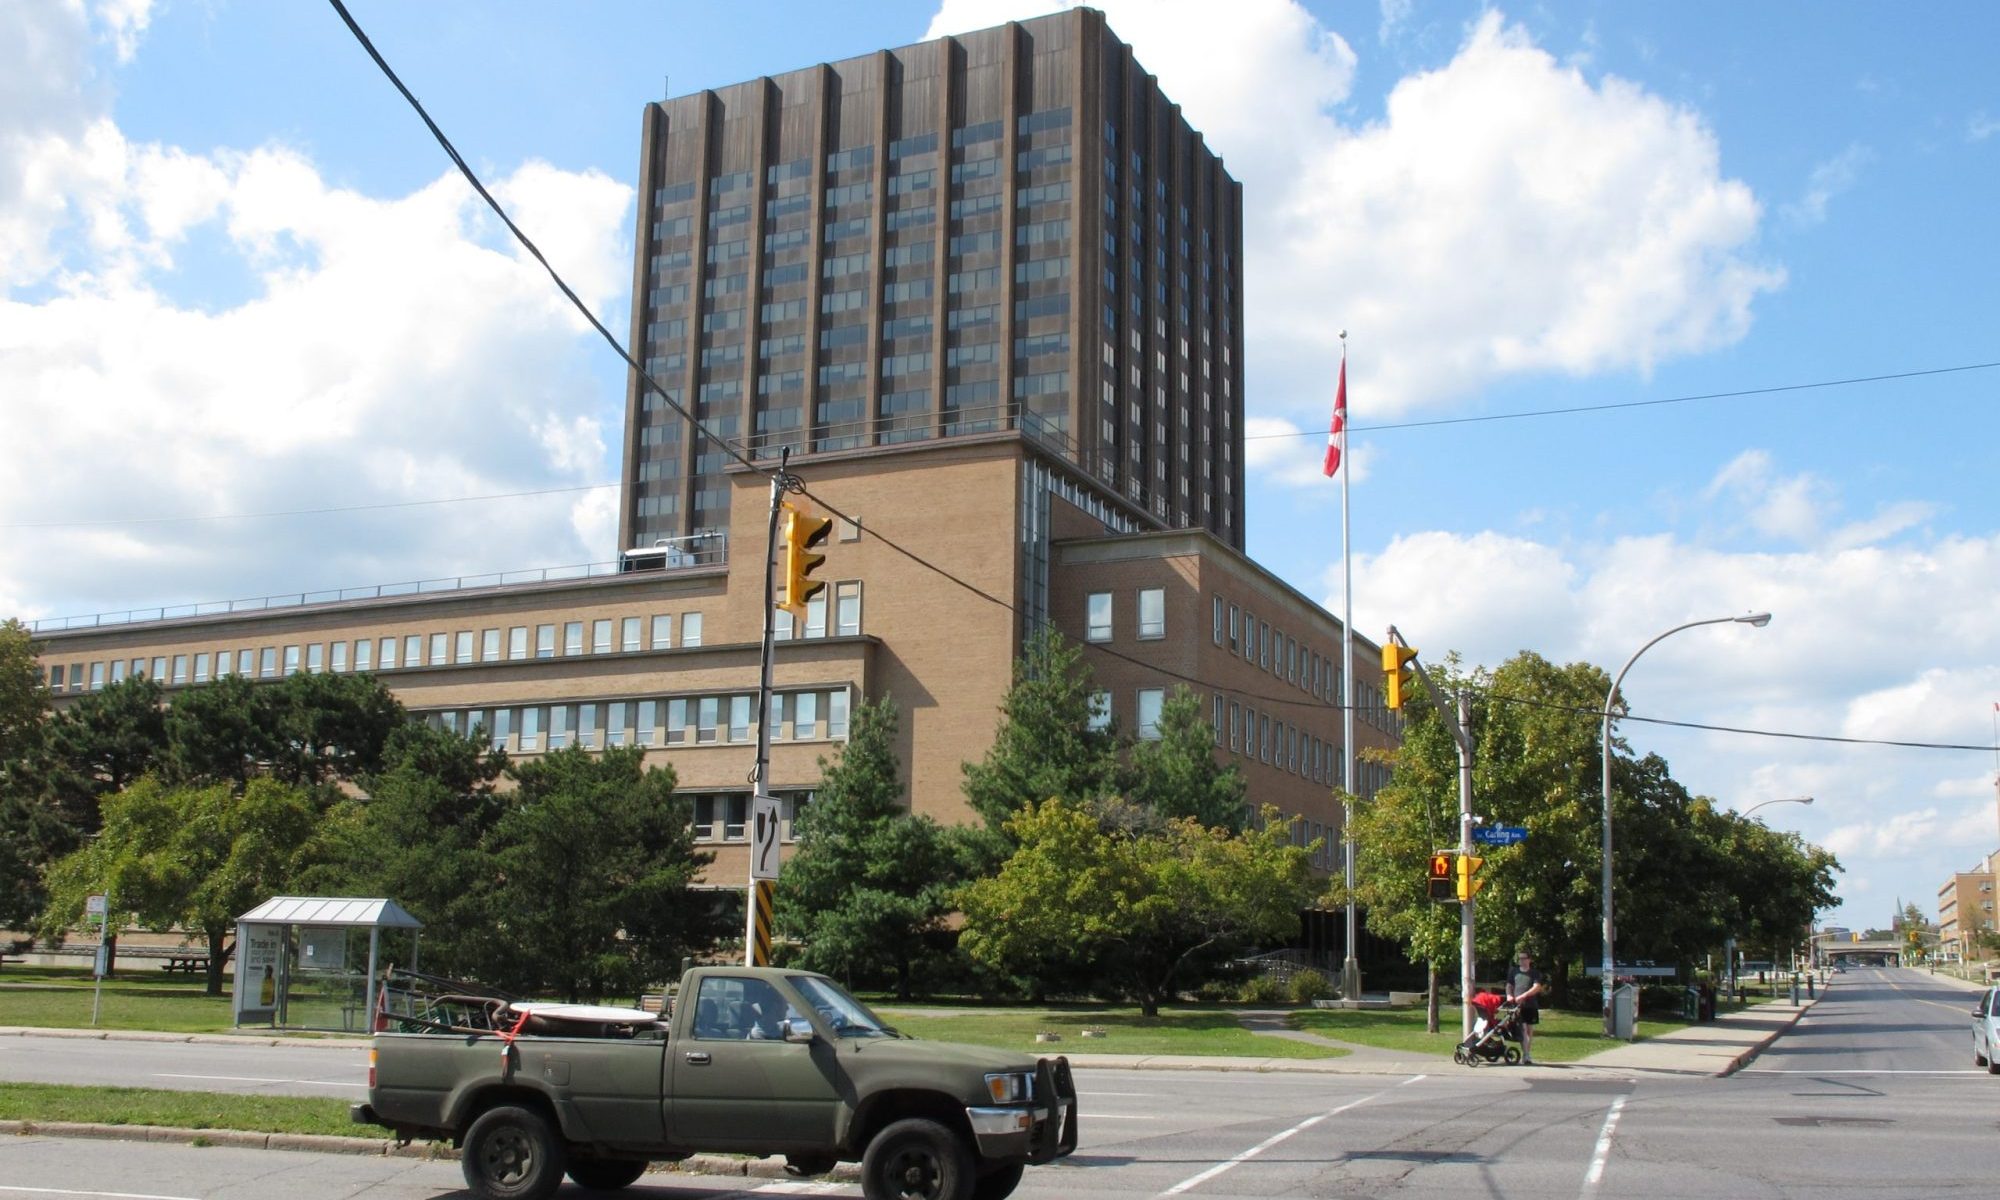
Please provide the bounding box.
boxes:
[790,975,898,1038]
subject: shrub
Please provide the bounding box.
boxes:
[1236,973,1290,1005]
[1287,969,1334,1005]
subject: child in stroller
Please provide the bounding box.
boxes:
[1453,990,1523,1066]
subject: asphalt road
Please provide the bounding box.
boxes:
[2,966,1994,1199]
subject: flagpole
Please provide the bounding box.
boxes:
[1338,332,1361,1003]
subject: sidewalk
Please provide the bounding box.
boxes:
[1575,992,1818,1077]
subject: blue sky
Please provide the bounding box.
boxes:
[4,1,1997,933]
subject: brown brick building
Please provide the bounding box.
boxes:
[26,10,1397,919]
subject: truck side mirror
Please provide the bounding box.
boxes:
[783,1017,815,1044]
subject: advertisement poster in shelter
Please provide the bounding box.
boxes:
[234,925,283,1024]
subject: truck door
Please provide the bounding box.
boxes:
[668,975,844,1152]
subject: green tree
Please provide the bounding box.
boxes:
[303,723,509,977]
[1127,686,1247,832]
[40,776,326,994]
[467,746,720,1001]
[28,675,169,836]
[0,618,46,767]
[0,619,53,928]
[961,627,1121,832]
[776,699,961,998]
[958,798,1314,1015]
[167,672,403,787]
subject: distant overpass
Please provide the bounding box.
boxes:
[1822,939,1904,965]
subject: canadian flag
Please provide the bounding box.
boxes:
[1322,356,1347,477]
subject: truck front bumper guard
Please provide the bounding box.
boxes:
[966,1056,1078,1164]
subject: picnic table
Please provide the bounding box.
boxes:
[161,954,210,974]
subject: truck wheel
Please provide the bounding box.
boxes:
[971,1162,1025,1200]
[565,1157,649,1191]
[861,1117,975,1200]
[462,1105,566,1200]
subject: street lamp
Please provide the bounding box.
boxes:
[1742,795,1813,821]
[1600,611,1772,1036]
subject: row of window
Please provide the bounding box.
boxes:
[44,585,872,696]
[1211,693,1347,789]
[421,687,852,754]
[43,610,712,694]
[1210,595,1396,729]
[1085,588,1166,642]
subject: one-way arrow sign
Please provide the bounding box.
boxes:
[1473,825,1527,846]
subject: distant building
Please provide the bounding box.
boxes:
[1939,856,1999,963]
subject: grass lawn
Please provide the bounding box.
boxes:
[877,1006,1347,1059]
[0,965,243,1034]
[0,1082,364,1137]
[1288,1006,1690,1062]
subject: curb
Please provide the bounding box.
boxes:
[0,1027,369,1050]
[1716,995,1820,1078]
[0,1121,860,1181]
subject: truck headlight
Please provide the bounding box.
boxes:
[984,1072,1031,1103]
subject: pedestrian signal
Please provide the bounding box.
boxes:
[1428,852,1456,901]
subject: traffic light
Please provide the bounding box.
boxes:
[1427,852,1456,901]
[779,502,832,617]
[1383,643,1418,710]
[1455,854,1486,902]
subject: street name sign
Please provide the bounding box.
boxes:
[1473,825,1527,846]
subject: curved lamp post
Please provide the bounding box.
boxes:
[1600,612,1772,1035]
[1741,795,1813,821]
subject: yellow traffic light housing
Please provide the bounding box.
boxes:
[1427,852,1456,901]
[1455,854,1486,902]
[1383,643,1418,710]
[779,502,832,617]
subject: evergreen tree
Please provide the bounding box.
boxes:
[1127,686,1247,831]
[961,626,1121,831]
[775,699,959,998]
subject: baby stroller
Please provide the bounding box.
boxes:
[1453,991,1523,1066]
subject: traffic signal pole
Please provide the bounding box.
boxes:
[746,450,791,967]
[1387,625,1480,1037]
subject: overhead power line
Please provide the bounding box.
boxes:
[1243,361,2000,441]
[323,2,1997,758]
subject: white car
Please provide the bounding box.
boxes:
[1974,986,2000,1074]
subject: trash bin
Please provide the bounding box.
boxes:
[1610,983,1638,1040]
[1683,985,1700,1023]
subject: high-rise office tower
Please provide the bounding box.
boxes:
[618,7,1245,558]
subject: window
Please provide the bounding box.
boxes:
[353,641,371,672]
[606,701,628,748]
[592,620,612,654]
[48,665,63,690]
[1213,694,1224,744]
[422,633,443,665]
[87,662,104,690]
[651,615,672,650]
[621,617,641,652]
[1260,715,1271,763]
[1088,690,1111,732]
[397,634,417,666]
[637,700,657,747]
[828,689,850,739]
[697,697,719,743]
[805,593,827,639]
[774,608,795,641]
[282,646,301,676]
[1086,592,1113,642]
[260,647,278,678]
[1229,605,1239,652]
[520,706,541,751]
[480,629,500,662]
[329,642,347,673]
[1243,612,1256,661]
[576,704,599,749]
[508,627,528,660]
[564,622,584,655]
[768,693,786,740]
[239,648,257,676]
[666,698,688,745]
[723,794,748,841]
[1137,688,1165,740]
[1213,596,1224,645]
[1259,622,1271,669]
[794,692,818,740]
[454,632,473,665]
[193,653,211,683]
[298,643,318,674]
[1229,701,1241,752]
[682,612,703,647]
[536,624,556,658]
[548,705,570,749]
[729,695,751,742]
[1138,588,1165,639]
[835,582,861,637]
[374,638,394,670]
[167,655,187,684]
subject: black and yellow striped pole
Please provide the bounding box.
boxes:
[750,880,775,967]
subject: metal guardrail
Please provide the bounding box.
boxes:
[28,536,727,635]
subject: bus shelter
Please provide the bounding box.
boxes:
[233,897,422,1031]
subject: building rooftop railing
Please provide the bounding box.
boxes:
[28,533,727,637]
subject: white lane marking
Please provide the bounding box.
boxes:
[748,1183,850,1196]
[1738,1068,1983,1076]
[151,1072,365,1088]
[0,1188,201,1200]
[1085,1114,1159,1120]
[1158,1075,1424,1196]
[1580,1095,1627,1194]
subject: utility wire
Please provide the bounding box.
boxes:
[1472,686,1997,753]
[326,1,1995,757]
[1242,361,2000,441]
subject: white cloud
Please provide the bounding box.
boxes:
[1335,468,2000,928]
[929,2,1781,426]
[0,7,635,619]
[1969,112,2000,143]
[1243,416,1373,488]
[1783,143,1871,227]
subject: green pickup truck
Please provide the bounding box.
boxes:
[352,965,1077,1200]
